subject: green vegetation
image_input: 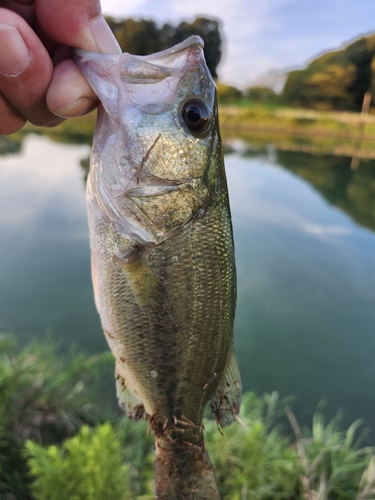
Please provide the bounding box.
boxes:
[7,99,375,160]
[26,421,155,500]
[0,335,112,499]
[26,424,134,500]
[219,103,375,138]
[219,104,375,161]
[283,33,375,111]
[217,83,280,106]
[0,134,23,156]
[245,86,279,104]
[1,335,375,499]
[217,82,244,104]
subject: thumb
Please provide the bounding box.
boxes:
[35,0,121,54]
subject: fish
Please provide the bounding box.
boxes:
[73,36,241,499]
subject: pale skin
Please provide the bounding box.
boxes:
[0,0,121,135]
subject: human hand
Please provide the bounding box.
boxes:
[0,0,121,135]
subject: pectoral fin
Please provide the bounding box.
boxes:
[209,346,242,427]
[116,362,146,420]
[115,247,172,315]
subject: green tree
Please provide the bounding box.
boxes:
[304,63,357,109]
[216,82,243,103]
[283,33,375,110]
[368,56,375,100]
[246,86,278,103]
[105,18,160,56]
[167,17,222,79]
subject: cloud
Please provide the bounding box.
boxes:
[0,136,89,227]
[101,0,149,17]
[302,224,350,237]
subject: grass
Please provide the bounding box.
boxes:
[219,102,375,141]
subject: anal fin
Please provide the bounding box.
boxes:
[116,362,146,420]
[209,345,242,427]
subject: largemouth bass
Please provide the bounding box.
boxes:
[73,36,241,499]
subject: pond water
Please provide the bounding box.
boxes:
[1,132,375,438]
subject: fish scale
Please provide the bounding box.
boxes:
[73,36,241,498]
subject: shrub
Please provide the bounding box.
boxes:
[0,334,112,498]
[26,424,133,500]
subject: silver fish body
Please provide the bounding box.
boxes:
[73,37,241,498]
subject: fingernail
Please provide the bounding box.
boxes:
[54,97,95,118]
[0,23,31,76]
[89,16,122,54]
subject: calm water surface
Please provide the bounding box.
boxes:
[1,133,375,436]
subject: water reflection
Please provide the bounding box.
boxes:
[224,135,375,235]
[227,153,375,437]
[276,151,375,233]
[1,130,375,439]
[0,134,104,350]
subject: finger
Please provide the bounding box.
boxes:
[34,0,121,54]
[33,0,121,117]
[43,47,98,117]
[0,92,26,135]
[0,9,62,126]
[46,58,98,117]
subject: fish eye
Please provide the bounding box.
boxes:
[181,99,211,133]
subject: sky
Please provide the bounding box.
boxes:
[100,0,375,90]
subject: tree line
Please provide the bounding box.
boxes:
[217,33,375,111]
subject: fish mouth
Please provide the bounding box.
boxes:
[71,36,205,83]
[71,35,203,59]
[145,36,204,58]
[141,36,204,67]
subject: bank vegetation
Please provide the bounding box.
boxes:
[1,335,375,499]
